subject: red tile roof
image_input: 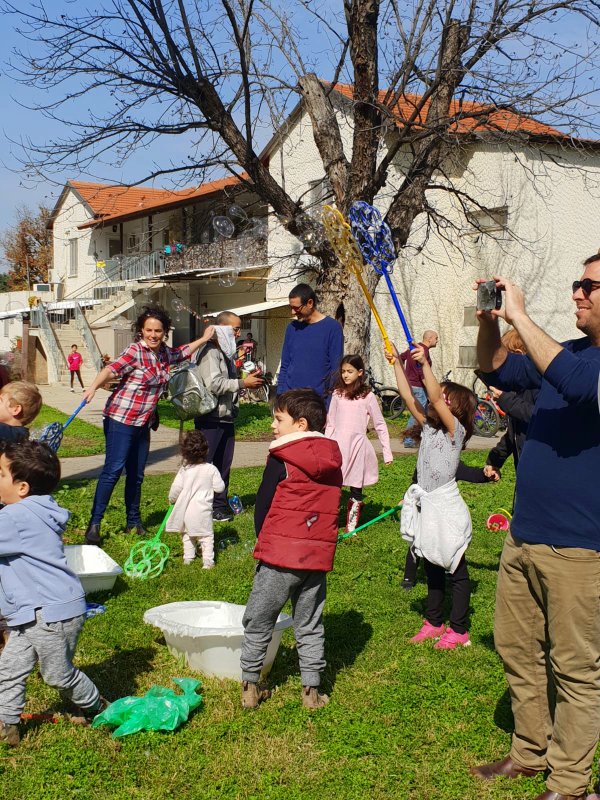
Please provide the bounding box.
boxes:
[72,175,244,228]
[332,83,569,139]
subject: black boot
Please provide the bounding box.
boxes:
[84,523,101,546]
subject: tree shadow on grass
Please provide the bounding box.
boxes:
[267,609,372,694]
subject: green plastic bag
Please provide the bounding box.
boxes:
[92,678,203,738]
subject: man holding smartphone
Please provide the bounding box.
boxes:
[471,253,600,800]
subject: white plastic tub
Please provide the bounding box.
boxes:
[64,545,123,594]
[144,601,293,680]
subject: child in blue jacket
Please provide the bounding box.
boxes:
[0,440,106,746]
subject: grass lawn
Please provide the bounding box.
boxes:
[33,406,106,458]
[157,400,409,441]
[1,453,556,800]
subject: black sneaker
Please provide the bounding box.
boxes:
[401,578,415,591]
[84,523,101,546]
[213,510,233,523]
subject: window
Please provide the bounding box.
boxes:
[68,238,78,278]
[458,346,478,368]
[3,320,8,337]
[127,234,139,253]
[163,230,170,246]
[466,206,508,233]
[463,306,477,327]
[307,177,333,214]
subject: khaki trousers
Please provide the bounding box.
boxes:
[494,533,600,796]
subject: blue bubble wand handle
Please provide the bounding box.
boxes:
[381,270,414,350]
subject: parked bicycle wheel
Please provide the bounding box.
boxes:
[474,399,500,437]
[388,394,406,419]
[379,387,403,419]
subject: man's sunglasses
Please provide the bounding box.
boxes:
[573,279,600,295]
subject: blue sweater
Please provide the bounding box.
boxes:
[481,338,600,549]
[278,316,344,399]
[0,495,86,626]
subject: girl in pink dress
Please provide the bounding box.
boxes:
[325,355,393,532]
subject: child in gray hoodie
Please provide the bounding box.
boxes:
[0,440,106,747]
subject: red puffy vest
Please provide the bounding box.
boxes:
[254,433,343,572]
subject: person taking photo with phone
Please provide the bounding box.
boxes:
[471,252,600,800]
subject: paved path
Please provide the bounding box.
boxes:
[41,384,499,481]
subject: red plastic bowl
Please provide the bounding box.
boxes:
[486,513,510,532]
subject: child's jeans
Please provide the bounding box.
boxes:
[240,563,327,687]
[0,611,100,724]
[182,533,214,567]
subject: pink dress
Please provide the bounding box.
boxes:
[325,391,393,488]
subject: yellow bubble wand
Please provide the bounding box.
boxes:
[322,205,393,359]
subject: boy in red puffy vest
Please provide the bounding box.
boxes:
[241,389,342,710]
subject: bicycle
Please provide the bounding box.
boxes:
[365,367,405,419]
[471,375,507,438]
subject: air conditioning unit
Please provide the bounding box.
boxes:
[33,283,52,292]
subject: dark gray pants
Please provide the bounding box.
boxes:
[0,612,100,724]
[241,563,327,687]
[193,418,234,514]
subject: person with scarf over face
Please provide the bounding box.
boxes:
[194,313,264,522]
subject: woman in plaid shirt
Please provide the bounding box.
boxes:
[82,306,215,546]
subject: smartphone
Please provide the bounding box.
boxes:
[477,280,502,312]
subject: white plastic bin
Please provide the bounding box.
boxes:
[144,601,293,680]
[64,545,123,594]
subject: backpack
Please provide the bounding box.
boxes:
[168,361,217,421]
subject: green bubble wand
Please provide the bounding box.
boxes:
[124,506,174,579]
[337,504,402,542]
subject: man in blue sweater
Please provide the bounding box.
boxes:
[471,253,600,800]
[277,284,344,401]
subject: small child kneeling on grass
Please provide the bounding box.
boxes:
[0,441,107,747]
[240,389,343,710]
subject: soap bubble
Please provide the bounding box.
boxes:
[212,216,235,239]
[171,298,185,312]
[218,268,239,288]
[241,217,267,240]
[227,204,247,223]
[298,222,326,250]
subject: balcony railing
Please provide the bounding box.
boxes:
[101,237,268,284]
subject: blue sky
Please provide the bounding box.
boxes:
[1,2,598,271]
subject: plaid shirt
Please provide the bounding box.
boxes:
[104,340,191,427]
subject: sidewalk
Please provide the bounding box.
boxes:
[41,384,499,481]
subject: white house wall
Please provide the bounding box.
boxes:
[265,103,600,386]
[370,141,600,386]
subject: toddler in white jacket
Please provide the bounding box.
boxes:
[167,430,225,567]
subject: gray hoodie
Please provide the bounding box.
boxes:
[0,495,86,626]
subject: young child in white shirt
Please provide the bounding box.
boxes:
[167,430,225,568]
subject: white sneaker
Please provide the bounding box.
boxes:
[183,558,195,565]
[70,388,75,392]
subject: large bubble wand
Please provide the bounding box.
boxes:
[321,205,393,358]
[349,201,415,351]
